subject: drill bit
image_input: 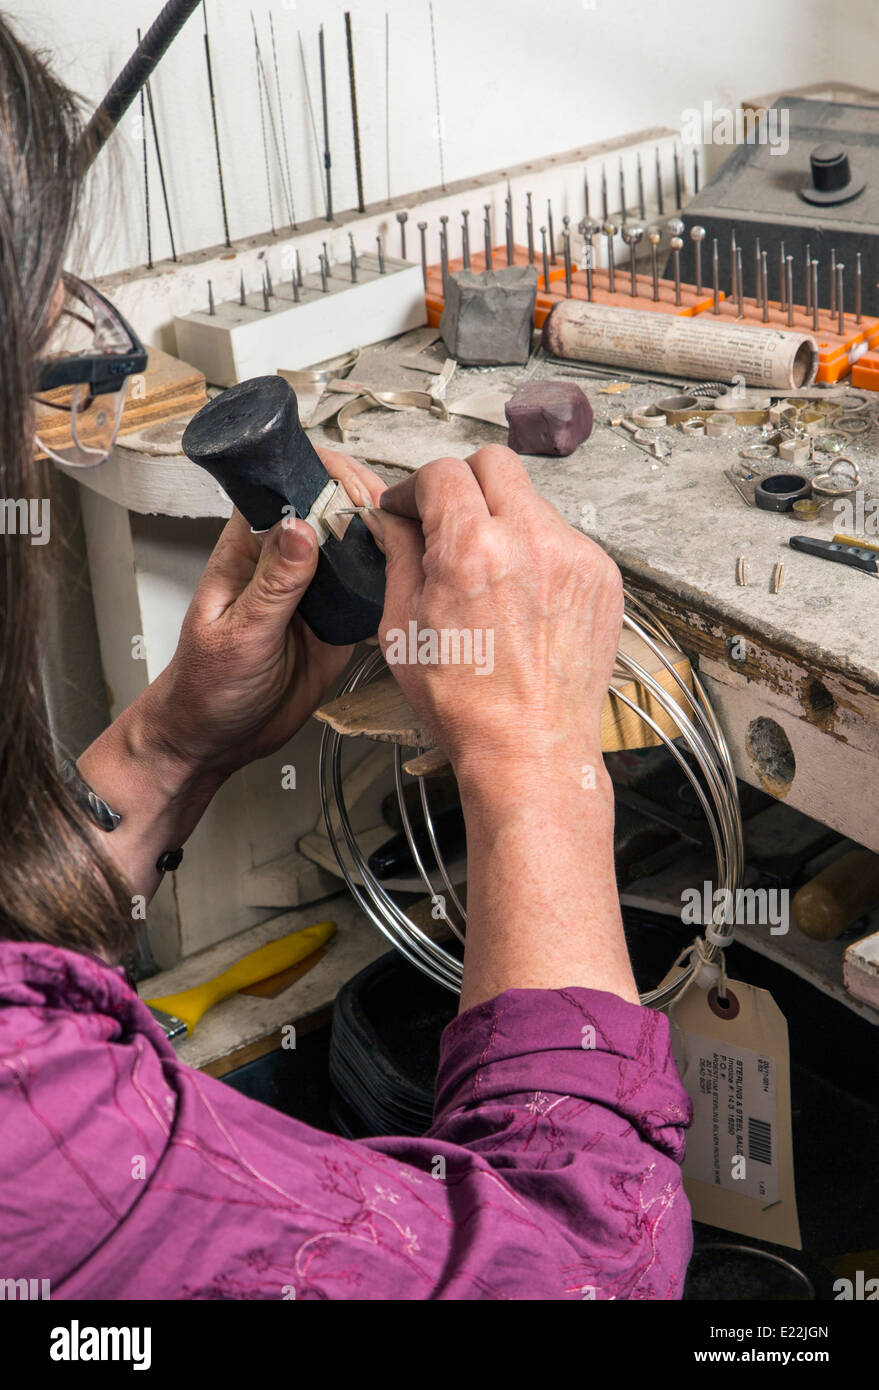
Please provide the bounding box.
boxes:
[584,169,591,219]
[264,261,273,297]
[786,256,794,327]
[505,199,514,266]
[623,224,642,296]
[563,228,572,297]
[618,158,627,224]
[137,32,152,270]
[761,251,769,322]
[693,148,699,195]
[202,3,231,247]
[143,35,177,260]
[779,240,785,309]
[654,146,664,216]
[319,253,328,293]
[837,263,845,335]
[344,11,365,214]
[830,248,836,314]
[811,259,819,333]
[712,237,720,314]
[637,152,646,220]
[439,215,449,292]
[540,226,549,292]
[648,227,660,301]
[318,24,333,221]
[604,222,616,294]
[690,225,705,297]
[261,272,270,311]
[396,210,408,259]
[601,163,608,223]
[253,17,275,234]
[673,146,681,208]
[377,234,385,273]
[292,273,300,303]
[239,270,246,306]
[418,221,427,289]
[296,249,303,287]
[730,230,736,300]
[427,0,446,190]
[580,219,595,302]
[461,209,470,269]
[484,205,492,271]
[269,11,297,229]
[348,231,358,283]
[526,193,534,264]
[670,235,682,305]
[856,251,863,324]
[804,242,811,313]
[251,13,295,231]
[208,279,215,315]
[754,238,761,308]
[547,199,556,264]
[736,247,744,318]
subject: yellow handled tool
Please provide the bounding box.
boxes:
[144,920,336,1035]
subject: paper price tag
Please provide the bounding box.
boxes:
[667,977,801,1250]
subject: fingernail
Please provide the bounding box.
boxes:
[279,517,315,562]
[345,478,363,507]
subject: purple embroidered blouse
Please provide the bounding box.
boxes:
[0,941,692,1299]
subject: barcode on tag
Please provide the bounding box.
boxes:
[748,1116,772,1166]
[672,1031,779,1204]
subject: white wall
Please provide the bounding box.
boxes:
[4,0,875,279]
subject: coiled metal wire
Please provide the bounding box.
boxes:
[319,589,743,1007]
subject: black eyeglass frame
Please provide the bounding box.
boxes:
[36,272,148,398]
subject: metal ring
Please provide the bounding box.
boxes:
[740,443,778,461]
[680,417,708,435]
[706,413,736,438]
[319,592,744,1009]
[834,414,870,434]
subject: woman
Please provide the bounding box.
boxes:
[0,20,692,1299]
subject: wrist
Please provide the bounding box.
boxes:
[126,679,228,809]
[455,743,613,819]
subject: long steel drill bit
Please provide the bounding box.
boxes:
[253,16,276,233]
[137,32,152,270]
[298,32,325,209]
[637,152,645,220]
[673,146,681,208]
[693,148,699,195]
[856,251,863,324]
[270,11,297,228]
[601,163,608,222]
[804,242,811,313]
[830,248,836,314]
[787,256,794,327]
[344,12,365,214]
[526,192,534,264]
[318,24,333,221]
[584,169,590,219]
[547,198,556,263]
[736,247,744,318]
[618,158,627,223]
[428,1,446,191]
[384,11,391,203]
[143,43,177,260]
[655,146,663,216]
[811,259,819,333]
[202,2,231,246]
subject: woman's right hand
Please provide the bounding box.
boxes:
[366,445,623,793]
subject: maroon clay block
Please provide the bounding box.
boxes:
[504,380,593,457]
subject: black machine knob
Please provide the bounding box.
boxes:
[182,376,386,645]
[799,142,866,206]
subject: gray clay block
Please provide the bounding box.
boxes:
[439,265,538,366]
[504,379,594,457]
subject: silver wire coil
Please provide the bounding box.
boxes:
[319,589,744,1008]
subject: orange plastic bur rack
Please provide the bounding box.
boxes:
[426,252,717,329]
[689,291,879,385]
[535,267,718,328]
[851,348,879,391]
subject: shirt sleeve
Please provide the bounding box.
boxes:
[359,985,693,1299]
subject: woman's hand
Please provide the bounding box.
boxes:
[142,448,386,781]
[369,443,623,790]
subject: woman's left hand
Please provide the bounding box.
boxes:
[142,447,386,781]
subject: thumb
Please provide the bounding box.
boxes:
[233,517,319,636]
